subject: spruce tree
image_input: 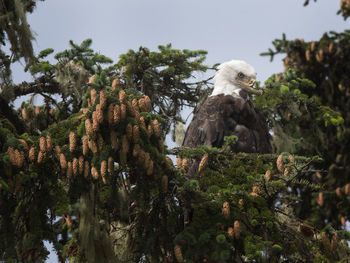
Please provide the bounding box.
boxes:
[0,1,349,262]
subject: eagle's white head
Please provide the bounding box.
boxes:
[211,60,261,98]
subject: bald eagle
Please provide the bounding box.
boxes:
[183,60,271,175]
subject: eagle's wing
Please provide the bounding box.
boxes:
[229,96,272,153]
[183,94,271,153]
[183,95,232,148]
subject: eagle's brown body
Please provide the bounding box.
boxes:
[184,92,271,152]
[183,92,271,176]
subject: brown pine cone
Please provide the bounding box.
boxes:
[99,89,107,109]
[119,90,126,104]
[91,89,97,104]
[40,136,47,153]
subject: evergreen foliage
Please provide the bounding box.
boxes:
[0,0,44,84]
[261,23,350,230]
[0,1,349,262]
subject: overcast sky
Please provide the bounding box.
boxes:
[10,1,348,261]
[13,0,349,84]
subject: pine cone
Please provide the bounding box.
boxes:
[341,216,346,227]
[88,139,98,154]
[22,108,28,120]
[88,75,95,85]
[55,145,61,156]
[198,154,209,174]
[91,89,97,105]
[338,83,345,92]
[132,144,141,158]
[84,161,90,178]
[96,103,104,124]
[265,170,272,181]
[113,104,121,124]
[67,161,73,178]
[176,157,182,169]
[234,220,240,239]
[305,49,311,61]
[69,132,77,152]
[15,150,25,167]
[46,136,53,152]
[276,154,284,173]
[161,175,168,192]
[147,124,153,137]
[253,186,261,194]
[122,135,129,155]
[132,98,139,112]
[97,133,104,151]
[139,116,146,130]
[18,139,28,151]
[144,152,151,169]
[138,98,146,112]
[152,119,160,137]
[92,111,99,132]
[35,106,40,116]
[108,103,114,125]
[250,186,261,197]
[316,49,324,63]
[88,98,92,107]
[49,108,55,116]
[40,136,47,153]
[144,95,151,112]
[165,156,173,167]
[283,167,291,176]
[110,131,119,151]
[174,245,184,263]
[336,187,342,198]
[99,89,107,109]
[132,125,140,143]
[91,166,99,180]
[146,160,154,175]
[29,147,36,162]
[119,90,126,104]
[134,110,140,125]
[238,199,244,206]
[120,104,127,121]
[345,183,350,195]
[73,158,78,176]
[126,123,133,141]
[310,41,316,52]
[159,139,166,154]
[328,42,334,53]
[82,136,89,155]
[85,119,94,137]
[182,158,189,172]
[65,216,73,229]
[37,151,44,164]
[108,157,114,173]
[126,101,135,117]
[112,78,119,90]
[288,154,294,165]
[136,150,145,166]
[101,160,107,184]
[228,227,234,239]
[317,192,324,207]
[222,201,230,219]
[78,156,84,175]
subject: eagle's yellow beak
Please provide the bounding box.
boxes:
[242,78,262,95]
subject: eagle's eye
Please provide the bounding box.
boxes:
[238,72,244,78]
